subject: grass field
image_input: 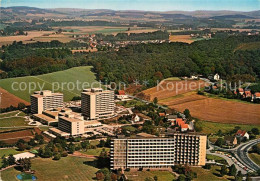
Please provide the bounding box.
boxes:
[0,111,19,118]
[0,117,28,127]
[191,165,231,181]
[249,153,260,166]
[196,119,260,134]
[117,99,146,108]
[235,41,260,51]
[0,66,100,102]
[81,148,110,156]
[125,170,175,181]
[1,156,98,181]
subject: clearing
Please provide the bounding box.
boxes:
[0,66,100,102]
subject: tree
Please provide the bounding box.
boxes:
[153,176,158,181]
[18,158,31,171]
[17,103,26,110]
[215,138,225,147]
[220,165,228,176]
[53,153,61,160]
[251,128,259,135]
[67,143,75,154]
[184,109,191,120]
[235,171,243,181]
[153,97,158,104]
[96,171,105,180]
[177,174,186,181]
[1,157,9,168]
[229,164,237,176]
[145,177,154,181]
[8,154,16,165]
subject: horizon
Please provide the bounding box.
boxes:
[1,0,260,12]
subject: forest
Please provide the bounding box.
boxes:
[88,35,260,86]
[1,35,260,85]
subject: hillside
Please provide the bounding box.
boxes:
[0,66,100,102]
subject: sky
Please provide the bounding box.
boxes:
[0,0,260,11]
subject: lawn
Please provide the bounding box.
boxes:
[249,153,260,166]
[191,166,231,181]
[164,77,181,81]
[117,99,145,108]
[125,170,175,181]
[0,117,28,127]
[0,117,27,127]
[81,148,110,156]
[0,66,100,102]
[1,156,99,181]
[206,154,228,165]
[196,119,260,134]
[0,111,19,118]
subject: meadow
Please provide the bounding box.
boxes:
[1,156,98,181]
[0,66,100,102]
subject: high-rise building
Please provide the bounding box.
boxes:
[110,133,207,169]
[81,88,115,120]
[30,90,63,114]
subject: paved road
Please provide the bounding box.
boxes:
[235,139,260,172]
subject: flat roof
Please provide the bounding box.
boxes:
[49,127,70,136]
[43,110,59,117]
[59,116,83,123]
[34,114,57,122]
[84,120,101,125]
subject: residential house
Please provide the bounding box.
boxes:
[132,114,140,123]
[214,73,220,81]
[243,90,252,98]
[236,130,250,140]
[224,136,238,146]
[116,90,128,101]
[252,92,260,101]
[159,112,166,117]
[180,123,189,132]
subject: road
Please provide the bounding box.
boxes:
[209,139,260,172]
[235,139,260,172]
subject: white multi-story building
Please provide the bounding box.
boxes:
[30,90,63,114]
[57,115,84,136]
[110,133,207,169]
[81,88,115,120]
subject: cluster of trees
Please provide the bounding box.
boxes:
[0,41,89,78]
[95,31,169,42]
[90,35,260,86]
[16,133,44,151]
[0,103,26,114]
[1,154,16,169]
[1,154,32,171]
[172,165,197,181]
[219,164,243,181]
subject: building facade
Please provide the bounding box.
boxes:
[30,90,63,114]
[81,88,115,120]
[110,133,207,169]
[58,115,84,136]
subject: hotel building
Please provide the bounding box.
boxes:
[81,88,115,120]
[110,133,207,169]
[30,90,63,114]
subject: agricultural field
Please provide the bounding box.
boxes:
[169,35,195,44]
[1,156,98,181]
[0,66,100,102]
[196,119,260,134]
[235,41,260,51]
[0,128,39,144]
[138,79,207,101]
[0,87,30,108]
[139,79,260,125]
[125,170,175,181]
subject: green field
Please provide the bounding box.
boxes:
[1,156,98,181]
[164,77,181,81]
[93,28,128,34]
[81,148,110,156]
[192,165,231,181]
[0,117,27,127]
[235,41,260,51]
[117,99,146,108]
[0,66,100,102]
[125,170,175,181]
[196,120,260,134]
[0,111,19,118]
[249,153,260,166]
